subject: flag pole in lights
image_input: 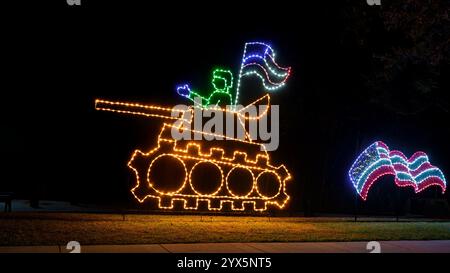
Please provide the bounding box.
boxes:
[349,141,447,201]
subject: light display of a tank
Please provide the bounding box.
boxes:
[95,41,293,211]
[349,141,446,200]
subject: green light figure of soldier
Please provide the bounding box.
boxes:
[176,68,234,108]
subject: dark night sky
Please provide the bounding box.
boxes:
[2,1,449,214]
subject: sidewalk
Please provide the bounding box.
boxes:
[1,240,449,253]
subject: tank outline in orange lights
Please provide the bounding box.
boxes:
[95,41,292,212]
[95,96,292,212]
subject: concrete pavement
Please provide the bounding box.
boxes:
[0,240,449,253]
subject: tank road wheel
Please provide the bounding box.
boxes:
[226,167,255,197]
[189,161,223,196]
[256,171,282,199]
[147,154,187,195]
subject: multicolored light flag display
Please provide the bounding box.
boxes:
[235,42,291,106]
[349,141,446,200]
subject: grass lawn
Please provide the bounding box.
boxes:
[1,213,450,246]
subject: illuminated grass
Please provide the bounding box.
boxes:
[0,213,449,246]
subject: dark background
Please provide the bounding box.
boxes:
[2,0,449,216]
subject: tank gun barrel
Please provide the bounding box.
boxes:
[95,99,186,120]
